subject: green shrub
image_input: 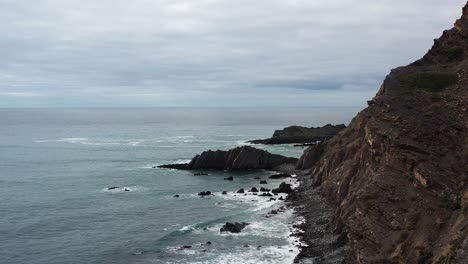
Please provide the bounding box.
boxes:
[445,47,464,61]
[401,72,458,94]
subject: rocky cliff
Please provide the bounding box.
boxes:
[249,124,346,145]
[159,146,298,170]
[298,3,468,263]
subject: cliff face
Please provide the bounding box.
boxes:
[300,3,468,263]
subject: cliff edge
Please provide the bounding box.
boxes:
[299,3,468,263]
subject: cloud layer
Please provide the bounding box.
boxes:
[0,0,465,107]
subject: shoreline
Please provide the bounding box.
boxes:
[274,163,348,263]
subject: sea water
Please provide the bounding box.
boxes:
[0,107,359,264]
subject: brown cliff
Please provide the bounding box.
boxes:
[298,3,468,263]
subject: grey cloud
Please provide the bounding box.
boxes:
[0,0,466,107]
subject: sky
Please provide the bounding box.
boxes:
[0,0,466,108]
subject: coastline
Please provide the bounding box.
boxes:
[272,163,347,263]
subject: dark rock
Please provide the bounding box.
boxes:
[206,241,212,245]
[260,180,268,184]
[278,196,284,200]
[237,188,245,194]
[107,186,120,190]
[249,187,259,192]
[259,192,273,197]
[254,177,261,179]
[269,173,291,179]
[198,191,212,196]
[194,172,208,176]
[224,176,234,181]
[158,146,297,170]
[272,182,293,194]
[248,124,346,145]
[220,222,249,233]
[260,187,271,192]
[269,198,277,201]
[173,194,180,198]
[222,191,228,195]
[124,188,130,192]
[180,245,192,250]
[270,210,278,214]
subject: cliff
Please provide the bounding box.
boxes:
[249,124,346,145]
[298,3,468,263]
[159,146,298,170]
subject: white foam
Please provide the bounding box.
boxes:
[187,244,298,264]
[101,186,147,193]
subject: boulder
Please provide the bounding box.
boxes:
[198,191,212,196]
[259,192,273,197]
[249,187,259,192]
[222,191,228,195]
[220,222,249,233]
[224,176,234,181]
[237,188,245,194]
[260,187,271,192]
[107,186,120,190]
[272,182,293,194]
[260,180,268,184]
[173,194,180,198]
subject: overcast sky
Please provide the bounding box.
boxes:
[0,0,466,107]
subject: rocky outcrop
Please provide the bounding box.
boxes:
[220,222,249,233]
[248,124,346,145]
[159,146,297,170]
[297,3,468,263]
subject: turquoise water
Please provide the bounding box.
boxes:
[0,107,359,264]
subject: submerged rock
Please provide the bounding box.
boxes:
[194,172,208,176]
[224,176,234,181]
[220,222,249,233]
[237,188,245,194]
[107,186,120,190]
[259,180,268,184]
[198,191,212,196]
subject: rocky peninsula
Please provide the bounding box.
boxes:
[248,124,346,145]
[159,145,298,170]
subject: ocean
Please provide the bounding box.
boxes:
[0,107,360,264]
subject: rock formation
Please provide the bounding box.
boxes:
[220,222,249,233]
[248,124,346,145]
[159,146,298,170]
[297,3,468,263]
